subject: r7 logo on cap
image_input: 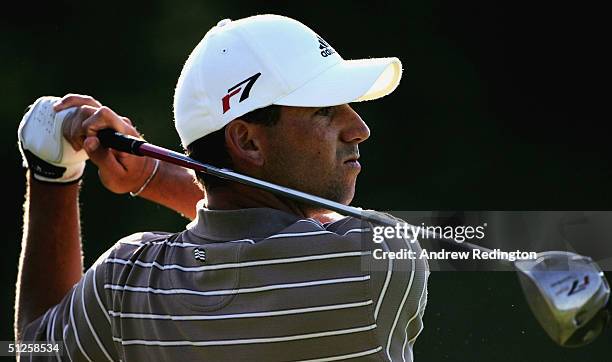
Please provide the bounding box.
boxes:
[222,72,261,113]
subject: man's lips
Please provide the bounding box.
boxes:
[344,156,361,169]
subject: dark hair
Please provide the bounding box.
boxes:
[186,105,281,190]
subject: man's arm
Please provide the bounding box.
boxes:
[16,172,119,361]
[79,135,202,220]
[14,175,83,341]
[55,94,203,220]
[14,95,201,343]
[137,161,203,220]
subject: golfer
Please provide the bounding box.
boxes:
[16,15,429,361]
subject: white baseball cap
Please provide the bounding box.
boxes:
[174,14,402,148]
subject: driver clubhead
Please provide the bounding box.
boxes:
[514,251,610,347]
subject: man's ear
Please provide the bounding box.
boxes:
[225,120,265,167]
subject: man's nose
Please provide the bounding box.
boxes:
[339,105,370,144]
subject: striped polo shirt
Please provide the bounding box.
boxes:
[22,206,429,361]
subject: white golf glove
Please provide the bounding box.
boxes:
[18,96,88,183]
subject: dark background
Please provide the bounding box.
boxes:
[2,1,610,361]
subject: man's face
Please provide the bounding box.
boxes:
[259,104,370,206]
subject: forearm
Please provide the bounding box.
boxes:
[138,161,203,220]
[50,95,204,219]
[15,173,83,341]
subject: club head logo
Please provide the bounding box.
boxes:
[222,72,262,113]
[552,274,591,297]
[317,36,336,58]
[567,275,590,296]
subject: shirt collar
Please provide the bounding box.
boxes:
[186,200,302,241]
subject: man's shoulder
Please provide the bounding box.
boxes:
[98,230,180,263]
[265,214,369,237]
[116,230,177,245]
[322,215,369,235]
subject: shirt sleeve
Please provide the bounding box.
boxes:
[21,250,118,362]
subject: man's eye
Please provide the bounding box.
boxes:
[315,107,333,117]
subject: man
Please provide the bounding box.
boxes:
[16,15,429,361]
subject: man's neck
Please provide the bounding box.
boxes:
[204,183,342,223]
[205,183,310,217]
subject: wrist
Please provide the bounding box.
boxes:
[136,161,201,220]
[28,170,81,190]
[130,158,160,197]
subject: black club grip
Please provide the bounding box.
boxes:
[97,129,146,156]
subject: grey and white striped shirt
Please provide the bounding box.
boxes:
[23,207,429,361]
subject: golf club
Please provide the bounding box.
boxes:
[97,128,610,347]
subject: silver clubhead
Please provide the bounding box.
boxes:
[514,251,610,347]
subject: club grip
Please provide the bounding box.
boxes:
[97,129,145,156]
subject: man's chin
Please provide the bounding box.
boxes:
[331,186,355,206]
[310,187,353,207]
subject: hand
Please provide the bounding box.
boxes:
[53,94,157,194]
[18,96,88,183]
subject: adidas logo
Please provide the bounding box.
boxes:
[317,36,336,58]
[193,248,207,262]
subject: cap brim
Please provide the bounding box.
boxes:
[273,57,402,107]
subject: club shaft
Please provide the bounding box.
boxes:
[98,129,492,254]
